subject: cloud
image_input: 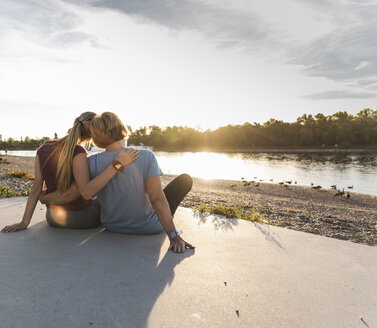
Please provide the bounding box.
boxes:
[63,0,377,93]
[302,90,377,100]
[288,1,377,89]
[0,0,93,48]
[2,0,377,98]
[64,0,280,54]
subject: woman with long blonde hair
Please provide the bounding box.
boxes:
[2,112,138,232]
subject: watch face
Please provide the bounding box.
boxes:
[115,163,122,170]
[169,230,178,239]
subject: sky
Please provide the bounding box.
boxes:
[0,0,376,139]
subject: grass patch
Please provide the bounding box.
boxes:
[0,187,16,197]
[5,170,34,180]
[194,204,267,223]
[0,187,30,198]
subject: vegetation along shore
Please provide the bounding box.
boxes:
[1,110,376,151]
[1,155,376,246]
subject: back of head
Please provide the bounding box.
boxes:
[56,111,97,191]
[90,112,128,148]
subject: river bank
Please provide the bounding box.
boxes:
[1,155,376,246]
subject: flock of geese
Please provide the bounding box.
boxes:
[240,178,353,198]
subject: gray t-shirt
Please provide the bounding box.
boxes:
[88,148,164,234]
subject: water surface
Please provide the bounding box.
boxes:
[2,149,376,196]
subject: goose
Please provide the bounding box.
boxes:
[346,192,351,199]
[312,185,322,189]
[331,185,337,190]
[285,180,292,184]
[347,185,353,189]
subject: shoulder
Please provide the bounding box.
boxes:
[88,152,100,163]
[138,149,156,160]
[73,145,87,157]
[37,140,54,155]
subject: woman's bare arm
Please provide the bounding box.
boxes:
[73,149,139,200]
[1,155,44,232]
[39,182,81,205]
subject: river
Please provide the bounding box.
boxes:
[1,149,376,196]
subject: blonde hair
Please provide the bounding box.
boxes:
[90,112,128,148]
[54,112,96,192]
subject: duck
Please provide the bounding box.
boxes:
[311,185,322,189]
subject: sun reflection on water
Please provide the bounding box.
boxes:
[155,151,377,195]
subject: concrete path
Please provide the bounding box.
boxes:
[0,197,376,328]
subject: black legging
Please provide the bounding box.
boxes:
[163,174,193,216]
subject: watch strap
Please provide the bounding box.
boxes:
[167,229,183,240]
[112,160,124,172]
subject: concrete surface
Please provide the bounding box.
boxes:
[0,197,376,328]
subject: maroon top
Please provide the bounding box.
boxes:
[37,140,92,211]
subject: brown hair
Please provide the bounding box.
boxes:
[51,111,96,191]
[90,112,128,148]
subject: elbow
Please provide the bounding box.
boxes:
[81,191,93,201]
[29,183,42,197]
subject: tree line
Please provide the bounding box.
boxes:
[1,109,376,151]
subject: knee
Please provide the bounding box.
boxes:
[179,173,193,192]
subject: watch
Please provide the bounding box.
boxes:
[167,229,182,240]
[112,160,124,172]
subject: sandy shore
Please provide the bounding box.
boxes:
[1,155,376,246]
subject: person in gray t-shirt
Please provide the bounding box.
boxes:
[89,112,194,253]
[89,148,164,234]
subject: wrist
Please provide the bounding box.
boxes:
[112,160,124,172]
[167,229,183,241]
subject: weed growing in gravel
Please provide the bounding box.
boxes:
[0,187,30,198]
[5,170,34,180]
[0,187,16,197]
[194,204,267,223]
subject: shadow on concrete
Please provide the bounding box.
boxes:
[0,220,194,328]
[191,209,283,249]
[193,211,238,231]
[252,222,285,249]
